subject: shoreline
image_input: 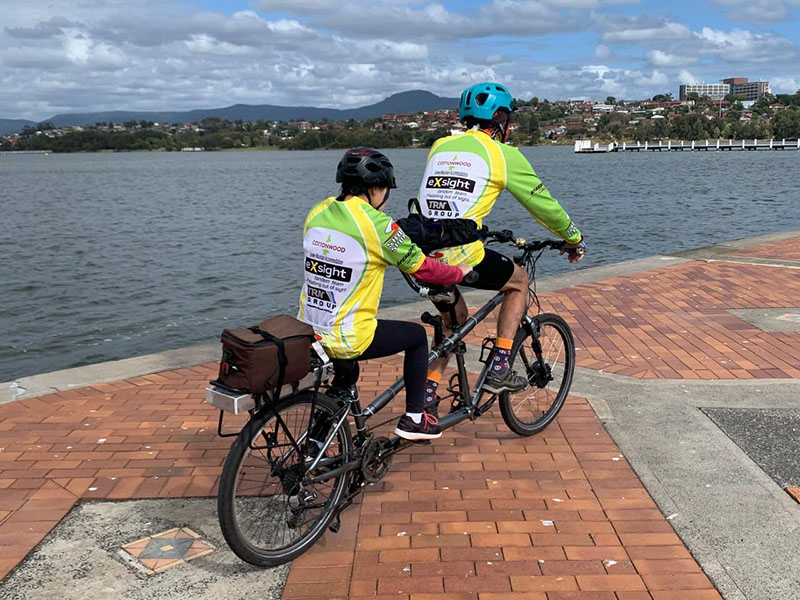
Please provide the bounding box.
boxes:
[0,142,576,155]
[3,227,798,404]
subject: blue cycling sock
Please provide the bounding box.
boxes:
[424,379,439,405]
[489,347,511,376]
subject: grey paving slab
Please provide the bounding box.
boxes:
[728,308,800,332]
[0,498,287,600]
[569,366,800,600]
[702,407,800,488]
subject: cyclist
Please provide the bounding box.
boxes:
[298,147,472,441]
[417,82,586,406]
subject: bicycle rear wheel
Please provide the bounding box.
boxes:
[217,392,351,567]
[499,313,575,436]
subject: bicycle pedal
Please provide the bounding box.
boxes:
[413,440,432,445]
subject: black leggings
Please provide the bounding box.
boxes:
[359,320,428,413]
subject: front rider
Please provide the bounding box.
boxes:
[298,147,473,441]
[417,82,586,405]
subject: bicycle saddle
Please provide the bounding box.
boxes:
[330,359,360,391]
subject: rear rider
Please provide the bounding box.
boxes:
[298,147,473,441]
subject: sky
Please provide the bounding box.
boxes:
[1,0,799,120]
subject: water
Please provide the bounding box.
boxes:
[1,147,798,381]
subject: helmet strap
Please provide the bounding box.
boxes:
[372,187,390,211]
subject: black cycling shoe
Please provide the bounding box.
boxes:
[482,370,528,394]
[394,412,442,441]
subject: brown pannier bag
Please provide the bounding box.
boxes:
[216,315,316,394]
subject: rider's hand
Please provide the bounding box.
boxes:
[457,264,473,281]
[560,239,587,263]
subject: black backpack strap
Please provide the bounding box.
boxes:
[408,197,423,214]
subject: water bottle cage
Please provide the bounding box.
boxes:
[479,337,496,364]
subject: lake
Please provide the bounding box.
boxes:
[1,146,798,381]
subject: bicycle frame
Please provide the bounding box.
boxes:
[285,236,565,484]
[303,290,544,483]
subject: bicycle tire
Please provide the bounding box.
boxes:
[218,391,352,567]
[499,313,575,436]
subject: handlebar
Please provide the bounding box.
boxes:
[402,230,571,302]
[486,230,567,252]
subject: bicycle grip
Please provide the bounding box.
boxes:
[462,270,479,285]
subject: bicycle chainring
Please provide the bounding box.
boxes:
[360,436,393,483]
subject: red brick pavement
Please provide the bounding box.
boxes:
[3,248,797,596]
[282,394,721,600]
[464,260,800,380]
[726,236,800,261]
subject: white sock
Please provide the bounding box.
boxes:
[406,412,422,424]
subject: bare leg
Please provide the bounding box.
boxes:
[427,293,469,378]
[496,264,529,340]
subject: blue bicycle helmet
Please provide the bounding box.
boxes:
[459,82,515,122]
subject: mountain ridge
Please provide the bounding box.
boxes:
[0,90,459,135]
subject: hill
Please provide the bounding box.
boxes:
[2,90,459,133]
[0,119,36,136]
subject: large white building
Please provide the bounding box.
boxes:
[679,83,731,101]
[679,78,770,101]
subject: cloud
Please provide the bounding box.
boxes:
[536,64,672,100]
[5,16,81,39]
[0,0,798,120]
[594,44,612,59]
[598,15,692,42]
[712,0,800,24]
[695,27,796,62]
[646,50,694,67]
[771,76,800,93]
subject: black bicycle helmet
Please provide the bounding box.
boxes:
[335,147,397,189]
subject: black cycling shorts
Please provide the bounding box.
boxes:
[431,248,515,312]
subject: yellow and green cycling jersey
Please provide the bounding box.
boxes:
[418,129,581,266]
[298,196,425,359]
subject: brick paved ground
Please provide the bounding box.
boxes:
[2,241,798,597]
[465,260,800,380]
[727,238,800,261]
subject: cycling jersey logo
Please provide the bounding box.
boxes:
[305,258,353,282]
[312,236,347,255]
[426,176,475,193]
[306,284,336,312]
[436,155,472,168]
[306,285,334,302]
[384,220,407,253]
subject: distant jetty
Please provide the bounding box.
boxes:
[575,139,800,153]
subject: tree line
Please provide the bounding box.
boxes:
[0,117,451,153]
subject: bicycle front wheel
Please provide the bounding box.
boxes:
[217,391,352,567]
[499,313,575,436]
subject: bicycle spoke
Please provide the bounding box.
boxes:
[219,393,350,565]
[500,315,574,435]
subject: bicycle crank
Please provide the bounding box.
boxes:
[530,361,553,388]
[360,436,393,483]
